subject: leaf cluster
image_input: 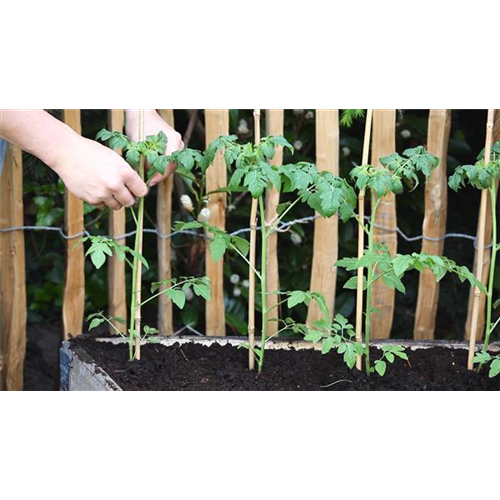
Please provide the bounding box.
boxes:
[151,276,211,309]
[81,236,148,270]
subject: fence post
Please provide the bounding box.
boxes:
[205,110,229,336]
[62,110,85,339]
[108,109,127,334]
[464,109,500,340]
[307,110,339,324]
[157,109,175,335]
[265,109,284,336]
[370,110,397,339]
[0,145,26,391]
[414,110,451,339]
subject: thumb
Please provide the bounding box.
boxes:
[125,169,148,198]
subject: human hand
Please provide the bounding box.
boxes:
[52,136,148,210]
[125,109,184,187]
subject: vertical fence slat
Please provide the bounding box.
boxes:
[157,109,175,335]
[108,109,127,334]
[464,110,500,340]
[0,145,26,391]
[307,110,339,324]
[370,110,397,339]
[62,109,85,339]
[205,110,228,336]
[265,109,284,336]
[414,110,451,339]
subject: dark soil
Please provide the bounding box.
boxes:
[73,335,500,391]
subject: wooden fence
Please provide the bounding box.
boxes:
[0,109,497,390]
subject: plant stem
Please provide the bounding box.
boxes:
[364,195,381,374]
[258,196,268,373]
[484,186,497,351]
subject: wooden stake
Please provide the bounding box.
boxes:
[467,109,495,370]
[370,110,397,339]
[0,145,26,391]
[307,110,340,326]
[414,110,451,340]
[248,109,261,370]
[355,109,373,370]
[464,110,500,341]
[157,109,175,336]
[204,110,229,336]
[62,110,85,340]
[134,109,145,360]
[108,109,127,335]
[265,110,284,338]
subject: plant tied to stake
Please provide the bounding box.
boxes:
[81,120,212,361]
[337,146,485,375]
[450,139,500,377]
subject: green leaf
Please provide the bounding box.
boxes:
[287,291,306,308]
[193,283,211,301]
[210,236,228,263]
[489,358,500,378]
[167,289,186,309]
[374,360,387,376]
[321,336,335,354]
[344,275,367,290]
[231,236,250,257]
[88,317,105,330]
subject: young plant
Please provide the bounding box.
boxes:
[337,146,484,375]
[81,128,211,361]
[449,141,500,375]
[176,134,357,372]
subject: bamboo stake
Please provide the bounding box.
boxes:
[248,109,261,370]
[467,109,495,370]
[464,110,500,340]
[355,109,373,370]
[265,110,284,338]
[133,109,145,360]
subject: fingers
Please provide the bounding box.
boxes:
[125,169,148,198]
[113,185,136,208]
[104,196,123,211]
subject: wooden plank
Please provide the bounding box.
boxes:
[205,110,228,336]
[307,110,339,324]
[62,109,85,339]
[414,110,451,340]
[265,109,284,337]
[108,109,127,334]
[157,109,175,335]
[464,110,500,340]
[0,145,27,391]
[370,110,397,339]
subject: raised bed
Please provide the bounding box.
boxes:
[60,335,500,391]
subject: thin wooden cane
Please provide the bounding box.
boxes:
[467,109,495,370]
[134,109,145,360]
[248,109,261,370]
[355,109,373,370]
[464,110,500,340]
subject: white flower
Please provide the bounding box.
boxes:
[185,288,194,301]
[242,279,250,289]
[197,207,211,223]
[293,109,304,115]
[237,119,249,135]
[180,194,194,212]
[305,110,314,120]
[342,146,351,157]
[291,232,302,245]
[233,287,242,297]
[230,274,240,285]
[294,140,303,151]
[400,129,411,139]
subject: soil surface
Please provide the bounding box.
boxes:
[73,336,500,391]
